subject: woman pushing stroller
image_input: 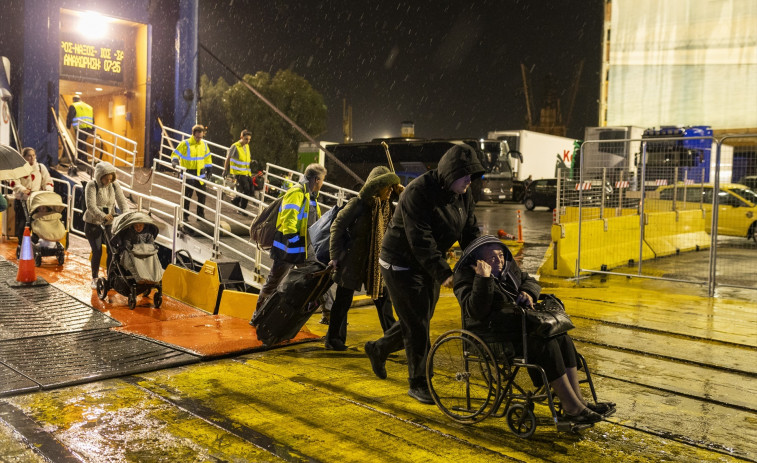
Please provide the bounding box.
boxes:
[84,162,128,289]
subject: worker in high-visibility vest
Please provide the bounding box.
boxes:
[222,129,253,214]
[171,124,213,222]
[66,95,94,164]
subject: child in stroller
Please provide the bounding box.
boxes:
[15,191,67,266]
[95,210,164,309]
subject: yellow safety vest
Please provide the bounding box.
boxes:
[71,101,94,129]
[172,137,211,179]
[229,141,251,176]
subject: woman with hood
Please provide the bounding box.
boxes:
[363,144,484,404]
[84,161,129,288]
[453,235,615,424]
[325,166,403,351]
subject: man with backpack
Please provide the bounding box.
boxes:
[255,163,327,311]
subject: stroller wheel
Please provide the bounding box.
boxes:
[16,245,20,259]
[128,288,137,310]
[153,292,162,309]
[96,278,109,300]
[34,252,42,267]
[57,251,65,265]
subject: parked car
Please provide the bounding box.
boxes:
[737,175,757,190]
[646,182,757,241]
[523,178,557,210]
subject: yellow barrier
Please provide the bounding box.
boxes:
[217,290,258,320]
[539,215,654,277]
[561,206,638,223]
[643,210,710,257]
[162,261,221,314]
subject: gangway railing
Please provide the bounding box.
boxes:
[74,124,138,189]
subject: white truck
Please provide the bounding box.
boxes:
[487,130,578,180]
[487,130,578,201]
[582,126,646,174]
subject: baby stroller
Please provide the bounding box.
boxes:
[96,210,164,309]
[15,191,67,266]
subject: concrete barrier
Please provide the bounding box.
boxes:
[162,261,221,314]
[643,210,710,257]
[540,215,654,277]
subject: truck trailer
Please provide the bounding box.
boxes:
[487,130,578,200]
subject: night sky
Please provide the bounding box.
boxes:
[199,0,604,143]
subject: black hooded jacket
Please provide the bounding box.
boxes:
[380,144,485,283]
[453,235,542,339]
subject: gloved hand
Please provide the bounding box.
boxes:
[222,169,229,178]
[171,157,179,168]
[204,165,213,178]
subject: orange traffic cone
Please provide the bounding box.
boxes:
[16,226,36,283]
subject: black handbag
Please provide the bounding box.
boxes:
[525,294,574,338]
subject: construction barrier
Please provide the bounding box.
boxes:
[540,215,654,277]
[162,260,222,314]
[643,210,710,257]
[561,206,638,223]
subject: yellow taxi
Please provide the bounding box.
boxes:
[646,183,757,241]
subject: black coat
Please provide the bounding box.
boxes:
[453,235,541,339]
[380,144,485,283]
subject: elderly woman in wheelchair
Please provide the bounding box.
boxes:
[426,235,614,436]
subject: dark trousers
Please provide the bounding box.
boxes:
[257,259,293,309]
[373,267,439,388]
[85,223,112,279]
[14,199,27,243]
[515,333,578,386]
[77,128,94,163]
[183,177,207,220]
[326,285,395,344]
[232,175,253,210]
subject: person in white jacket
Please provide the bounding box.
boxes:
[9,148,53,243]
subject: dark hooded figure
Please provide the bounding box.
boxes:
[453,234,615,424]
[363,144,485,404]
[325,166,403,350]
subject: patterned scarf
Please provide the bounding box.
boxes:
[366,198,392,299]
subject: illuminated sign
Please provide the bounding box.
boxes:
[60,34,125,84]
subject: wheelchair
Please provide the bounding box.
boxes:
[426,304,602,438]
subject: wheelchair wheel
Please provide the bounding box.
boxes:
[96,278,109,301]
[426,330,500,423]
[506,403,537,439]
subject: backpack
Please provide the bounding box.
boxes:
[249,196,283,250]
[253,175,265,191]
[308,203,345,264]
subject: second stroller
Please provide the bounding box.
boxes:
[15,191,67,266]
[96,210,164,309]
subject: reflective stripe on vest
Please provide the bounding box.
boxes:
[230,142,251,176]
[72,101,94,129]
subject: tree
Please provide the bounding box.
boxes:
[198,75,232,142]
[223,69,327,170]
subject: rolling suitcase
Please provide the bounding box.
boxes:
[251,261,334,346]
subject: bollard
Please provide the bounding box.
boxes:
[517,210,524,243]
[16,227,36,283]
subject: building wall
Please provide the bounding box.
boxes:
[4,0,186,167]
[604,0,757,131]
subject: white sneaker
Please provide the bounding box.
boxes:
[90,279,98,289]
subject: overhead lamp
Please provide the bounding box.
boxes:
[79,11,107,39]
[95,88,102,91]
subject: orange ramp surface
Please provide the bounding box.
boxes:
[0,237,320,358]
